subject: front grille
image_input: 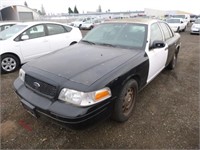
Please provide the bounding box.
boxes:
[25,74,57,98]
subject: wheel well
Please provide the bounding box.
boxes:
[1,53,21,65]
[70,41,77,45]
[122,75,141,90]
[176,46,180,55]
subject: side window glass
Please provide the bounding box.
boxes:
[47,24,66,35]
[150,23,163,45]
[160,23,172,40]
[22,25,45,40]
[64,26,72,32]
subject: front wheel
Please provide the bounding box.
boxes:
[112,79,138,122]
[1,54,20,74]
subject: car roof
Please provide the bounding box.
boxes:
[16,21,69,26]
[167,18,183,20]
[105,18,160,25]
[0,21,18,25]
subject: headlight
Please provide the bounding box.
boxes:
[58,87,112,106]
[19,69,25,82]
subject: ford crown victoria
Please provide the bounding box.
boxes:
[14,19,181,128]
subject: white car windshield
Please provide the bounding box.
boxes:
[194,19,200,24]
[173,15,185,19]
[167,19,181,23]
[0,25,27,40]
[82,23,147,50]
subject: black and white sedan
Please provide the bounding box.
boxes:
[14,19,181,128]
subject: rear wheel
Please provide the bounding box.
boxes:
[177,27,180,32]
[167,53,177,70]
[1,54,20,74]
[112,79,138,122]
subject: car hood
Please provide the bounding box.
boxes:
[192,24,200,28]
[26,43,142,86]
[168,23,181,27]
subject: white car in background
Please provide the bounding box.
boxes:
[70,18,92,28]
[0,22,18,32]
[173,14,190,25]
[0,22,82,73]
[80,19,104,30]
[166,18,187,32]
[190,19,200,34]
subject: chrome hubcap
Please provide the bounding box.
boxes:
[1,57,16,72]
[122,88,134,115]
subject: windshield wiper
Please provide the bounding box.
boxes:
[81,40,96,45]
[98,43,117,47]
[0,38,3,40]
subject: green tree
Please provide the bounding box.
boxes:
[97,5,102,12]
[24,1,28,7]
[74,6,79,14]
[41,4,46,16]
[68,7,73,14]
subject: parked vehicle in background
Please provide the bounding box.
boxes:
[0,22,17,32]
[13,19,181,128]
[190,18,200,34]
[80,19,104,30]
[166,18,186,32]
[173,14,190,25]
[0,22,82,73]
[190,15,197,22]
[70,18,92,28]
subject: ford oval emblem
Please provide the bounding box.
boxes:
[33,82,40,89]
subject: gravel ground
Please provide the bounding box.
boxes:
[0,26,199,149]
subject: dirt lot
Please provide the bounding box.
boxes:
[1,26,199,149]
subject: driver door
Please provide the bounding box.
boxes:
[146,23,168,83]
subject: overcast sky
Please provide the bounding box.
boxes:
[1,0,200,14]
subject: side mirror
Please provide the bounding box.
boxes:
[21,35,29,41]
[181,21,183,23]
[150,40,165,49]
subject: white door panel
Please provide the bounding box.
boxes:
[146,45,168,83]
[48,33,70,51]
[19,37,50,62]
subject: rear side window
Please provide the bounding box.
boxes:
[150,23,163,45]
[47,24,66,35]
[159,22,173,40]
[64,26,72,32]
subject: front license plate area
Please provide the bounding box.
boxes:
[21,99,38,118]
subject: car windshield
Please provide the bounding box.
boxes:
[167,19,181,23]
[0,24,27,40]
[173,15,185,19]
[82,23,147,50]
[194,19,200,24]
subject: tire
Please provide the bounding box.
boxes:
[177,27,180,32]
[112,79,138,122]
[89,26,94,30]
[167,53,177,70]
[1,54,20,74]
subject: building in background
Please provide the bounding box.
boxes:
[0,5,41,21]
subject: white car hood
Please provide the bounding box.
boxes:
[168,23,181,27]
[192,24,200,28]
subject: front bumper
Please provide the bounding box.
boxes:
[190,28,200,34]
[13,78,115,128]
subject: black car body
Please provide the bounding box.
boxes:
[14,19,181,128]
